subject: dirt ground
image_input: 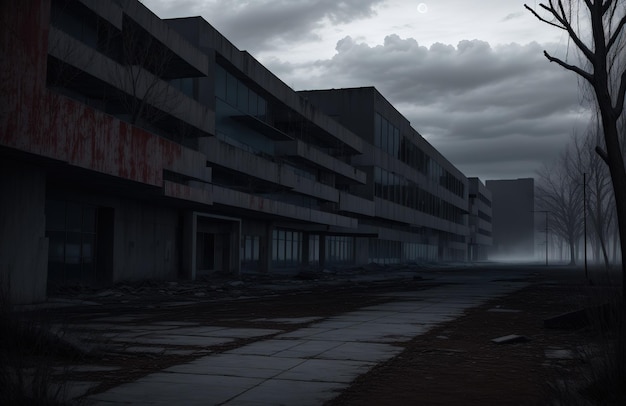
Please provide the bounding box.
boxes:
[327,274,622,406]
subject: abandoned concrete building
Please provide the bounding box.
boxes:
[0,0,491,304]
[467,177,493,261]
[486,178,535,261]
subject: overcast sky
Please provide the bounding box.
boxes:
[142,0,592,183]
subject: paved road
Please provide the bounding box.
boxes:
[52,267,535,405]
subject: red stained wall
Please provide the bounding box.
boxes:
[0,0,188,188]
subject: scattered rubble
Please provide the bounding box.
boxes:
[44,264,430,306]
[491,334,530,344]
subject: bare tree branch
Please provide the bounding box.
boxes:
[615,67,626,117]
[554,0,597,62]
[544,50,595,82]
[595,145,610,164]
[527,2,595,63]
[524,4,566,29]
[607,15,626,51]
[602,0,614,15]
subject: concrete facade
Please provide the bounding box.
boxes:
[485,178,535,260]
[468,177,493,261]
[1,0,490,303]
[300,88,470,263]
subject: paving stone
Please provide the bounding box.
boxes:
[88,375,260,405]
[273,358,374,383]
[273,340,344,359]
[165,354,305,378]
[123,346,196,356]
[155,326,229,336]
[222,379,345,406]
[225,339,302,356]
[313,320,361,329]
[360,302,424,312]
[278,327,333,339]
[202,327,282,338]
[125,335,234,346]
[314,342,402,362]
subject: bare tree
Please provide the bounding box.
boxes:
[581,117,616,268]
[117,20,176,126]
[526,1,626,296]
[536,145,584,265]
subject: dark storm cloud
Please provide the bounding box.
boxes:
[146,0,384,50]
[269,35,589,180]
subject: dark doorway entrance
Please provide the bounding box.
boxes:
[196,231,215,271]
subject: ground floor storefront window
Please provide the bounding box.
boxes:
[272,229,302,267]
[325,236,353,264]
[46,200,97,285]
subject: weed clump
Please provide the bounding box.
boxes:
[0,282,83,405]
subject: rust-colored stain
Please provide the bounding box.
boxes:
[1,0,187,189]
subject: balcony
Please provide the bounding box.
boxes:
[275,140,366,184]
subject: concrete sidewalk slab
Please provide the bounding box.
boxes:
[84,276,530,406]
[273,358,374,383]
[223,379,345,406]
[90,375,262,405]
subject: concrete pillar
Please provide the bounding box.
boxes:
[301,233,310,267]
[181,211,195,279]
[319,234,327,270]
[0,162,48,304]
[354,237,369,265]
[230,222,241,276]
[260,224,273,273]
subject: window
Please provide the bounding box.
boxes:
[46,200,97,284]
[216,64,268,120]
[309,235,320,263]
[243,235,260,262]
[374,113,401,157]
[325,236,353,264]
[237,81,248,111]
[375,114,382,147]
[226,70,237,105]
[215,65,226,99]
[272,229,302,266]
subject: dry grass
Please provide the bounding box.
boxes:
[0,282,85,405]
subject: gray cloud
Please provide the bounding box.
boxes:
[267,35,589,180]
[147,0,384,51]
[144,0,589,182]
[502,11,524,21]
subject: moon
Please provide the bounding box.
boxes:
[417,3,428,13]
